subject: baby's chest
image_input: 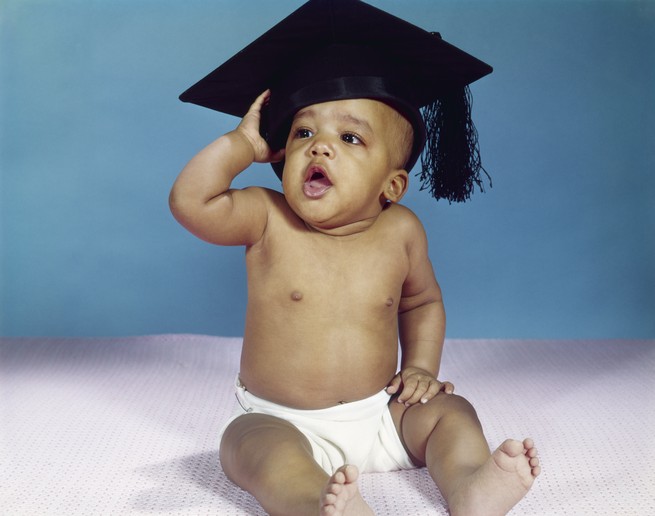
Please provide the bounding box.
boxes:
[283,239,404,282]
[250,239,409,306]
[275,264,401,315]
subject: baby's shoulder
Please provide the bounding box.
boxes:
[247,186,305,230]
[384,202,426,233]
[244,186,284,203]
[245,186,292,215]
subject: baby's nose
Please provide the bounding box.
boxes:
[310,140,333,158]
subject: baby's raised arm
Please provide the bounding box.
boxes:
[169,90,284,246]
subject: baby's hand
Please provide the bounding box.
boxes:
[386,367,454,407]
[235,90,285,164]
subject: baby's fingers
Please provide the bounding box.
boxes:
[385,373,402,395]
[400,379,454,406]
[440,381,455,394]
[398,376,430,406]
[236,90,283,163]
[249,89,271,111]
[420,380,455,403]
[416,380,447,405]
[239,90,268,126]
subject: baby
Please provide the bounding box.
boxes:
[171,1,539,514]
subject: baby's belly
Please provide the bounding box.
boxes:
[238,336,398,409]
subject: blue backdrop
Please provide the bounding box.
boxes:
[1,0,654,338]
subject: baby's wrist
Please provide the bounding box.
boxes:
[227,129,257,163]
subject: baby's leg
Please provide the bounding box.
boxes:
[390,394,539,516]
[220,413,372,516]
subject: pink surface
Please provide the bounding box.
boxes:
[2,335,654,514]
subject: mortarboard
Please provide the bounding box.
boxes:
[180,0,493,202]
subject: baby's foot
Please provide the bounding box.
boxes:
[319,464,373,516]
[449,438,540,516]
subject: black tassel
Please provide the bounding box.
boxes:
[419,86,491,203]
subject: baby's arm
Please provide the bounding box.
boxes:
[386,210,453,406]
[169,90,284,246]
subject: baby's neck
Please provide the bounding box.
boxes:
[303,216,379,238]
[302,203,393,237]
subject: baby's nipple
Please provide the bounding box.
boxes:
[291,290,303,301]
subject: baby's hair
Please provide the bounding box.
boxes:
[388,110,414,171]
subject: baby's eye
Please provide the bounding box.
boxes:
[341,132,362,145]
[295,128,313,139]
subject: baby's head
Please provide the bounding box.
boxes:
[281,97,414,218]
[387,109,415,174]
[284,96,414,168]
[276,97,414,230]
[180,0,492,203]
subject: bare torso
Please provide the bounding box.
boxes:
[239,191,410,408]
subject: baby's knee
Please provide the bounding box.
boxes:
[440,393,480,417]
[414,393,481,429]
[221,414,314,466]
[220,415,260,472]
[441,392,477,411]
[221,414,300,455]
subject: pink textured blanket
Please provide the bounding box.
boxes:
[2,335,654,514]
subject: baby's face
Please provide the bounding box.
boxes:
[281,98,408,232]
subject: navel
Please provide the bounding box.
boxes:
[291,290,304,301]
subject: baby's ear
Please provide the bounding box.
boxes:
[383,170,409,203]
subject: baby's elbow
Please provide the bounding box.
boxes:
[399,283,443,314]
[168,187,184,220]
[168,186,198,228]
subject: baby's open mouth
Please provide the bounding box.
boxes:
[303,166,332,198]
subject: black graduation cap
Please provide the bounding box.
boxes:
[180,0,493,202]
